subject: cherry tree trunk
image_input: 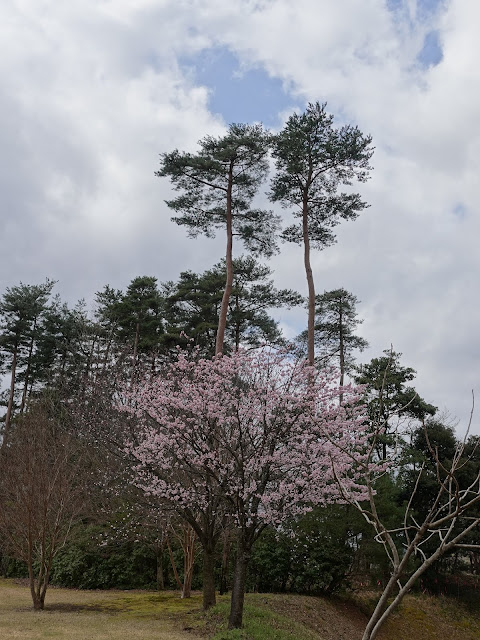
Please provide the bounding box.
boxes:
[228,542,250,629]
[202,546,217,610]
[219,529,231,595]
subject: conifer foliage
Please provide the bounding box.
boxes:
[157,123,279,355]
[271,102,373,365]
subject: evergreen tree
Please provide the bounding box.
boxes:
[162,257,302,354]
[297,288,368,389]
[33,296,94,393]
[0,279,55,448]
[161,269,222,356]
[227,256,302,350]
[157,123,278,354]
[355,350,436,459]
[270,103,373,364]
[116,276,163,372]
[94,285,124,373]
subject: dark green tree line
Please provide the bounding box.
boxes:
[0,280,55,449]
[162,256,302,355]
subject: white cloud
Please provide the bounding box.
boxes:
[0,0,478,432]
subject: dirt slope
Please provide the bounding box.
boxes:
[258,592,480,640]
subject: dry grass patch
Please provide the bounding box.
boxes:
[0,579,202,640]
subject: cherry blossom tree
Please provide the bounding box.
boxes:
[122,348,369,627]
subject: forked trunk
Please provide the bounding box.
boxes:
[361,573,400,640]
[28,557,48,611]
[361,536,451,639]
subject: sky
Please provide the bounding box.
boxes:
[1,0,479,434]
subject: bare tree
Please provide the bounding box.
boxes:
[0,398,87,610]
[332,396,480,640]
[165,522,198,598]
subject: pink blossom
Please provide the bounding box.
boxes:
[121,348,372,526]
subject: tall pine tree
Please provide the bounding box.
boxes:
[157,123,278,354]
[270,103,373,364]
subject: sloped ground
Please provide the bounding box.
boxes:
[255,591,480,640]
[250,593,369,639]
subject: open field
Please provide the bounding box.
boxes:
[2,579,480,640]
[0,579,202,640]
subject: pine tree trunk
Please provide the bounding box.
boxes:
[215,162,234,355]
[339,305,345,404]
[303,193,315,366]
[133,322,140,369]
[234,293,241,352]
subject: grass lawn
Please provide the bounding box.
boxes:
[2,578,480,640]
[0,579,202,640]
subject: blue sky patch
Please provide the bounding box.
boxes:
[182,47,298,127]
[417,30,443,67]
[387,0,445,22]
[453,203,467,220]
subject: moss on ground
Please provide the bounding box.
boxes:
[2,578,480,640]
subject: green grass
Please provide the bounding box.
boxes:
[3,578,480,640]
[204,596,318,640]
[0,579,201,640]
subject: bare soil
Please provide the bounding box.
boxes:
[255,591,480,640]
